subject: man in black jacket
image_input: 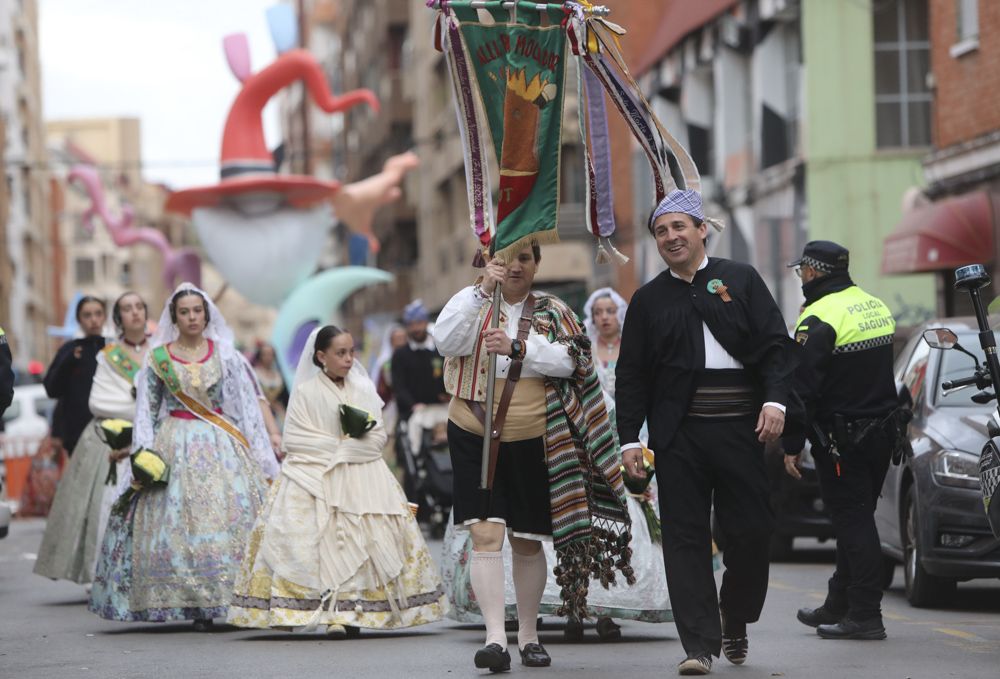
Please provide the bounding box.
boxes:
[618,189,796,675]
[391,299,448,421]
[783,241,898,641]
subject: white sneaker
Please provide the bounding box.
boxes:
[678,655,712,675]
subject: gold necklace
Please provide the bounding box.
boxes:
[174,340,208,389]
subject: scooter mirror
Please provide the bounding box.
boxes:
[923,328,959,350]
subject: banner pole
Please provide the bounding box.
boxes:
[480,282,502,489]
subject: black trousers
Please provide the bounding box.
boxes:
[657,415,774,658]
[812,428,892,621]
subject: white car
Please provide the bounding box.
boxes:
[0,383,55,534]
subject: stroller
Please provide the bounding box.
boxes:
[397,404,452,538]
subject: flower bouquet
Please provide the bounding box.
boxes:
[96,419,133,486]
[339,404,376,439]
[620,447,661,544]
[111,448,171,516]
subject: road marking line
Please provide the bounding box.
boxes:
[934,627,986,642]
[882,612,912,622]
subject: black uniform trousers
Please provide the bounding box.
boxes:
[657,414,774,658]
[812,428,892,621]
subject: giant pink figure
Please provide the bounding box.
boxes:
[69,165,202,288]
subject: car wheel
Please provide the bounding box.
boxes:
[880,554,896,590]
[903,487,957,607]
[769,533,794,562]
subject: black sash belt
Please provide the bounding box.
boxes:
[688,369,758,419]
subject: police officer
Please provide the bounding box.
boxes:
[783,241,898,641]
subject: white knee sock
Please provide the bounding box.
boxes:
[512,549,547,648]
[470,550,507,648]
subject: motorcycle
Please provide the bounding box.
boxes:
[921,264,1000,538]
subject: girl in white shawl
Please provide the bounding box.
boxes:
[229,325,447,636]
[89,283,279,630]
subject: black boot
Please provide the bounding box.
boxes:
[595,617,622,641]
[817,617,886,640]
[796,605,845,628]
[474,644,511,673]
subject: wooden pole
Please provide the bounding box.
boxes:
[480,283,502,489]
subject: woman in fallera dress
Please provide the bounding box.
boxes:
[34,292,150,585]
[228,325,447,636]
[89,283,279,630]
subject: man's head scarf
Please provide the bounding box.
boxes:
[649,189,725,233]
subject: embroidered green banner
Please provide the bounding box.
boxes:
[452,3,568,261]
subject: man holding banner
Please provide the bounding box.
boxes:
[434,245,633,672]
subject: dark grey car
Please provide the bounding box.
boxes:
[878,318,1000,607]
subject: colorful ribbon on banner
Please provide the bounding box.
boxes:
[432,0,702,264]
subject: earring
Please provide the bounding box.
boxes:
[321,362,328,374]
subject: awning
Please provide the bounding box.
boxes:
[881,191,996,274]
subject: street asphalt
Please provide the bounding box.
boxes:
[1,519,997,679]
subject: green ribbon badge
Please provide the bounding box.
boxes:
[707,279,724,294]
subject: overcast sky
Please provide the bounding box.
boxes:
[40,0,283,189]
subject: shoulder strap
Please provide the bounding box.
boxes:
[487,293,537,488]
[102,344,141,384]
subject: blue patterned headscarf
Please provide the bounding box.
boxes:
[649,189,725,233]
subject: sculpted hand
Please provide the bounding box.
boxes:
[482,328,513,356]
[755,404,784,443]
[479,259,507,295]
[622,448,646,481]
[784,453,802,480]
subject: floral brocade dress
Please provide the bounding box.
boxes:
[89,345,269,622]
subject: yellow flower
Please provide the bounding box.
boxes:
[642,446,655,469]
[132,449,169,485]
[100,419,133,434]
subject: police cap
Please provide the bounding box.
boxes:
[788,240,850,274]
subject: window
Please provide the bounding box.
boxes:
[957,0,979,42]
[873,0,931,148]
[951,0,979,57]
[75,257,95,285]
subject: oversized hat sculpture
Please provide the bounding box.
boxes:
[164,7,379,307]
[164,49,378,216]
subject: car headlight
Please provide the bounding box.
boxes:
[932,450,981,490]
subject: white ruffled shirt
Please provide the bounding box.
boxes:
[432,286,575,379]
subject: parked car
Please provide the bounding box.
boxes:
[878,318,1000,607]
[765,441,835,559]
[713,441,834,561]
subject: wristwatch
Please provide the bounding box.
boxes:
[509,338,526,361]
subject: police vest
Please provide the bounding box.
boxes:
[796,286,895,354]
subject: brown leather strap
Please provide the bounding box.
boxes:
[486,293,536,489]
